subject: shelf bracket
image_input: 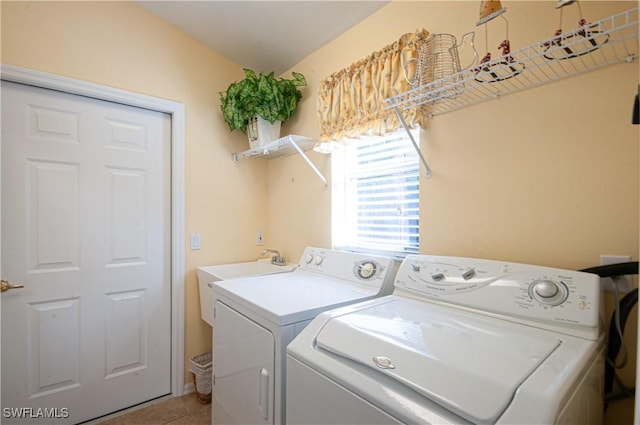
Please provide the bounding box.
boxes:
[231,134,328,187]
[286,136,328,187]
[392,105,431,179]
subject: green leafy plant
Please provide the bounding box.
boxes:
[219,69,307,134]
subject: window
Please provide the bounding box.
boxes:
[332,128,420,256]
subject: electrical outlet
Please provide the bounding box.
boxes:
[190,233,201,250]
[600,255,633,292]
[256,231,264,246]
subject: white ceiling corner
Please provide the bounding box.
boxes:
[135,1,390,75]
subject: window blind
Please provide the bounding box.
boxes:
[333,131,420,254]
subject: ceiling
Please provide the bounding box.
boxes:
[136,1,390,75]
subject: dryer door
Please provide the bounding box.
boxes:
[214,301,275,424]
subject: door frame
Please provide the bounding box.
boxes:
[0,64,186,396]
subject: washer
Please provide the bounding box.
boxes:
[287,255,605,425]
[211,247,396,425]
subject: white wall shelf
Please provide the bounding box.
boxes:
[385,7,638,117]
[232,134,327,186]
[384,7,638,179]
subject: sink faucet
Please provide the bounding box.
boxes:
[261,249,286,266]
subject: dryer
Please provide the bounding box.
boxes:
[287,255,605,425]
[211,247,396,425]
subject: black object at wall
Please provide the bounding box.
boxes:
[633,85,639,124]
[579,262,639,405]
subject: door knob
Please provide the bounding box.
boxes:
[1,280,24,292]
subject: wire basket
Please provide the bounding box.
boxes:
[413,33,466,100]
[412,32,478,102]
[189,351,212,404]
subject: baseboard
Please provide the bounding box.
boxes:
[183,381,195,394]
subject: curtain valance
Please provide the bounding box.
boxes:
[317,29,429,142]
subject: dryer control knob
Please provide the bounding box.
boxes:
[314,255,324,265]
[305,254,314,264]
[533,280,559,298]
[358,261,377,279]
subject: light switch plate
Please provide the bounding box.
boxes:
[190,233,201,250]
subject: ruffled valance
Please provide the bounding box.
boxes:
[317,29,429,142]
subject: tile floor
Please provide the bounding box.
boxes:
[97,393,211,425]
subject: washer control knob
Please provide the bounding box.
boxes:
[528,279,568,306]
[314,255,324,265]
[431,272,445,281]
[358,261,377,279]
[533,280,559,298]
[461,268,475,280]
[305,254,314,264]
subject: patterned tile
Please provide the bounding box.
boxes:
[97,394,210,425]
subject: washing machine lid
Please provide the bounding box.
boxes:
[314,298,562,424]
[213,271,380,326]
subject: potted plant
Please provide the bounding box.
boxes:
[219,69,307,149]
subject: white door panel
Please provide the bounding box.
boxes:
[1,81,171,424]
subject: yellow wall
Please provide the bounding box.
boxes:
[270,1,639,424]
[1,0,265,386]
[2,1,639,423]
[273,0,639,270]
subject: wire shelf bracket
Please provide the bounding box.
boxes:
[232,134,328,187]
[393,105,432,179]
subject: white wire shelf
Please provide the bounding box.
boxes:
[385,7,639,117]
[232,134,314,161]
[232,134,327,186]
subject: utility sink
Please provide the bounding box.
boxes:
[197,259,297,326]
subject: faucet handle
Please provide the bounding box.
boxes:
[261,249,286,265]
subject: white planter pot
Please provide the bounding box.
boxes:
[247,115,282,150]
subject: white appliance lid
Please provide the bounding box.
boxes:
[213,271,381,326]
[315,298,561,424]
